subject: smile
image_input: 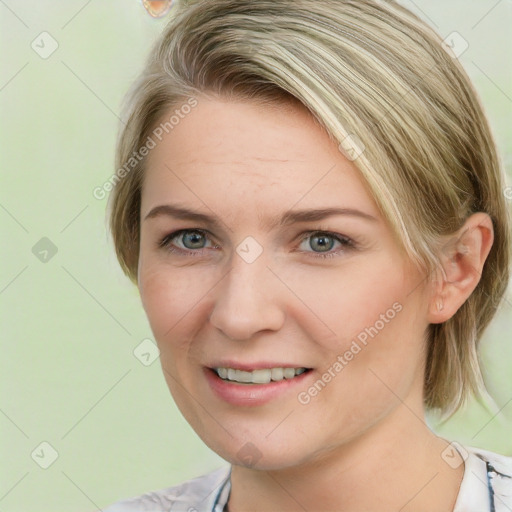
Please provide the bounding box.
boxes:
[215,367,309,384]
[205,366,314,406]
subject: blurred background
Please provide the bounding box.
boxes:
[1,1,511,510]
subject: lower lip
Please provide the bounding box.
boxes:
[204,367,313,406]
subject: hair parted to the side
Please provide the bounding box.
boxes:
[108,0,511,416]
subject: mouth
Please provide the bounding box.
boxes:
[204,364,314,406]
[213,366,311,384]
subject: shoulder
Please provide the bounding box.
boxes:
[457,445,512,512]
[102,465,231,512]
[467,445,512,477]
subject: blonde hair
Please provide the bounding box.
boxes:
[108,0,511,415]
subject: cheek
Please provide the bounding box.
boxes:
[278,256,411,350]
[303,287,426,429]
[295,302,425,443]
[138,262,218,425]
[282,257,426,403]
[138,261,214,346]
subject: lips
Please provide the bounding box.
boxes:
[204,364,314,406]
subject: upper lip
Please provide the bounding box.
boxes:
[207,361,312,371]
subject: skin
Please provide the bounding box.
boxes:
[137,94,494,511]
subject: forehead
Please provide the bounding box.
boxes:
[141,96,380,219]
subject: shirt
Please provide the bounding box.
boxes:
[102,445,512,511]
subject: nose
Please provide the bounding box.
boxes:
[208,249,286,341]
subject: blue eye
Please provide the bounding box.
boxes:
[298,231,355,259]
[159,229,216,256]
[179,230,207,249]
[158,229,355,259]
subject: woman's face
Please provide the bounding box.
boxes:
[138,95,433,469]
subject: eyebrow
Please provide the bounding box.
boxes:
[144,204,377,229]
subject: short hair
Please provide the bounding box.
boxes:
[108,0,511,416]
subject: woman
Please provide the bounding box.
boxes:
[104,0,512,510]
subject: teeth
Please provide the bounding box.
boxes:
[252,369,272,384]
[271,368,283,381]
[215,367,308,384]
[283,368,295,379]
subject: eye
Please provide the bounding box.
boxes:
[158,229,356,259]
[297,231,356,259]
[159,229,218,255]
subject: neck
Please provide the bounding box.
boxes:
[227,404,464,512]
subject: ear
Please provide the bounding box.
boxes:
[427,212,494,324]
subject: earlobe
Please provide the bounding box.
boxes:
[427,212,494,324]
[427,268,450,324]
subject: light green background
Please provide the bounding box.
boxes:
[1,1,511,510]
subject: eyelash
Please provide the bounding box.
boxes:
[158,229,356,260]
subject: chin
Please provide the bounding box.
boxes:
[196,427,321,471]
